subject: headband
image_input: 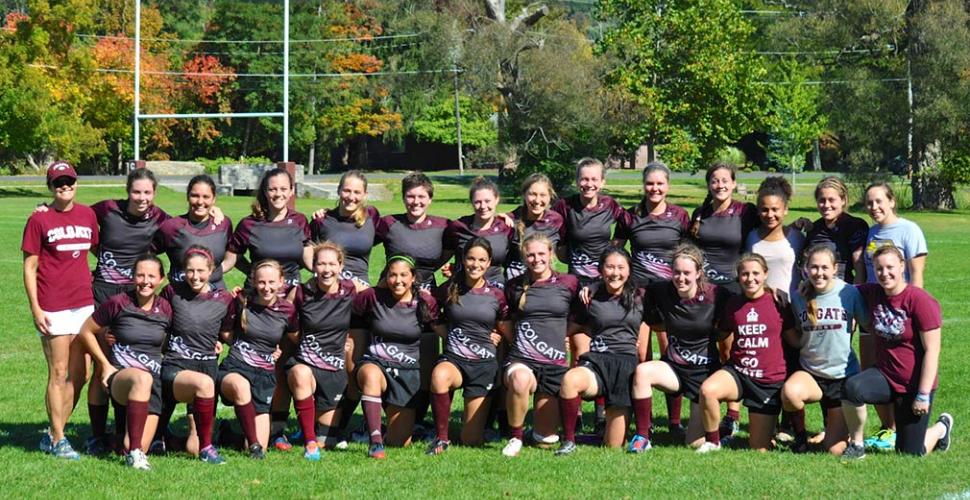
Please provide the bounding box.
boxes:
[387,254,416,269]
[185,247,214,262]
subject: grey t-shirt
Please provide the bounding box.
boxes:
[791,279,870,379]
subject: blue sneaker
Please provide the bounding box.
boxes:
[368,442,386,459]
[863,429,895,451]
[304,441,321,461]
[272,433,292,452]
[51,438,80,460]
[719,417,739,446]
[39,431,53,453]
[84,435,109,456]
[627,434,652,454]
[199,445,226,465]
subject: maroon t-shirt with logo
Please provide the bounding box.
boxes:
[857,283,943,393]
[719,292,794,384]
[22,203,99,311]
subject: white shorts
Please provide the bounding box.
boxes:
[38,305,94,337]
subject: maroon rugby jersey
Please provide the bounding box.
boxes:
[719,292,794,384]
[505,271,578,367]
[91,200,170,285]
[614,203,690,286]
[22,203,99,310]
[92,292,173,375]
[154,214,232,287]
[228,211,310,287]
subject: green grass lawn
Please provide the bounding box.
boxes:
[0,175,968,498]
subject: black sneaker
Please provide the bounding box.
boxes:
[425,439,449,456]
[248,443,266,460]
[554,440,577,456]
[937,413,953,452]
[841,441,866,461]
[790,434,809,454]
[669,422,685,436]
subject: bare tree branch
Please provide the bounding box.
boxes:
[484,0,505,23]
[510,3,549,33]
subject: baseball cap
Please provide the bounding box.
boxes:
[47,161,78,183]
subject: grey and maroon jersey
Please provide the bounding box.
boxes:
[310,206,379,284]
[505,271,578,366]
[92,292,173,375]
[160,282,234,362]
[614,203,690,286]
[552,195,624,280]
[376,214,450,288]
[645,282,727,368]
[352,287,439,368]
[154,214,232,288]
[293,279,357,371]
[806,213,868,283]
[571,282,642,357]
[444,215,514,287]
[91,200,171,286]
[690,200,759,285]
[228,211,311,287]
[226,298,298,371]
[434,282,509,361]
[505,207,565,281]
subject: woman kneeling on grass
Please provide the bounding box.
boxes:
[840,246,952,459]
[697,253,795,453]
[78,254,171,470]
[555,247,647,456]
[426,238,512,455]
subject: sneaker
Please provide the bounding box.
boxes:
[483,428,502,443]
[304,441,321,461]
[864,428,895,450]
[841,441,866,460]
[199,445,226,465]
[426,439,449,456]
[319,436,348,450]
[790,435,809,454]
[351,424,384,444]
[502,437,523,457]
[627,434,652,454]
[412,422,435,443]
[669,423,685,435]
[148,438,166,455]
[530,429,560,445]
[775,427,795,444]
[290,428,304,443]
[39,431,53,453]
[271,434,292,452]
[554,440,577,456]
[368,442,386,459]
[718,417,739,442]
[696,441,721,454]
[125,449,151,470]
[51,438,81,460]
[248,443,265,460]
[937,413,953,452]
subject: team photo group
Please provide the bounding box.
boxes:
[22,158,953,471]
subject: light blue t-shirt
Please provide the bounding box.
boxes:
[863,218,927,283]
[791,279,870,379]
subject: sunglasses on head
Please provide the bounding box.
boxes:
[51,177,76,189]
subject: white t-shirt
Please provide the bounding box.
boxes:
[745,227,806,301]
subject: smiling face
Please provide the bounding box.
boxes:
[816,187,846,224]
[643,170,669,206]
[463,245,491,284]
[386,260,415,300]
[707,167,736,205]
[672,256,701,297]
[805,251,836,293]
[187,182,215,222]
[874,251,906,292]
[253,266,283,303]
[314,249,343,290]
[339,177,367,214]
[184,254,213,293]
[524,181,552,219]
[601,253,630,294]
[865,186,896,225]
[265,174,292,213]
[50,177,77,206]
[758,194,788,230]
[524,240,552,277]
[738,260,767,298]
[134,259,163,300]
[577,165,604,202]
[404,186,431,220]
[471,188,498,221]
[127,179,156,217]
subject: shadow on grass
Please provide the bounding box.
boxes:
[0,187,47,197]
[0,421,108,454]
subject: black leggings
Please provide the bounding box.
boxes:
[843,368,933,456]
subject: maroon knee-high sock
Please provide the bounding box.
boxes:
[726,408,740,422]
[125,400,149,452]
[510,426,524,440]
[234,402,259,447]
[193,396,217,450]
[633,397,653,438]
[294,396,317,445]
[705,430,720,444]
[791,408,806,434]
[666,394,683,426]
[89,404,109,437]
[431,392,452,442]
[559,396,582,442]
[361,395,383,445]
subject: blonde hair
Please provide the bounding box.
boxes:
[736,252,771,296]
[670,243,707,288]
[336,170,369,227]
[798,245,837,327]
[517,233,554,311]
[239,259,284,332]
[575,157,605,181]
[516,173,557,244]
[814,176,849,204]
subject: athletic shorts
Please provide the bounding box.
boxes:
[438,354,498,399]
[357,356,421,409]
[578,352,637,408]
[811,373,847,411]
[218,356,276,414]
[93,282,135,307]
[161,358,218,409]
[36,305,94,337]
[504,358,568,396]
[107,367,163,415]
[723,365,783,415]
[285,358,347,411]
[663,357,720,404]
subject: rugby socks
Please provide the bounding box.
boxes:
[294,396,317,444]
[125,400,149,452]
[726,408,740,423]
[234,402,259,447]
[666,394,683,427]
[335,397,359,437]
[112,399,127,442]
[705,430,720,445]
[560,397,582,442]
[633,397,653,439]
[89,403,108,438]
[510,426,524,441]
[193,396,217,450]
[361,395,383,445]
[431,392,452,442]
[791,408,807,442]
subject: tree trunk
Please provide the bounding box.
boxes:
[911,140,955,210]
[307,142,315,175]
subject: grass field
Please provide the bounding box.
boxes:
[1,173,968,498]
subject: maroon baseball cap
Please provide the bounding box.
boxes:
[46,161,78,183]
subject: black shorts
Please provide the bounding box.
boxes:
[218,356,276,414]
[357,356,422,409]
[439,354,498,399]
[504,358,568,396]
[161,357,218,409]
[578,352,637,408]
[811,373,846,411]
[285,358,348,411]
[723,365,783,415]
[93,282,135,307]
[107,367,163,415]
[664,357,720,404]
[843,368,936,456]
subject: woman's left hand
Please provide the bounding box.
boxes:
[209,206,225,225]
[912,398,930,417]
[490,331,502,346]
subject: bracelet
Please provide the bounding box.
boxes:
[915,393,931,403]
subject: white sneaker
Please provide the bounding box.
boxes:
[696,441,721,454]
[531,430,560,445]
[318,436,349,450]
[125,449,151,470]
[502,437,523,457]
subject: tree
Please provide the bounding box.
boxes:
[764,59,827,174]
